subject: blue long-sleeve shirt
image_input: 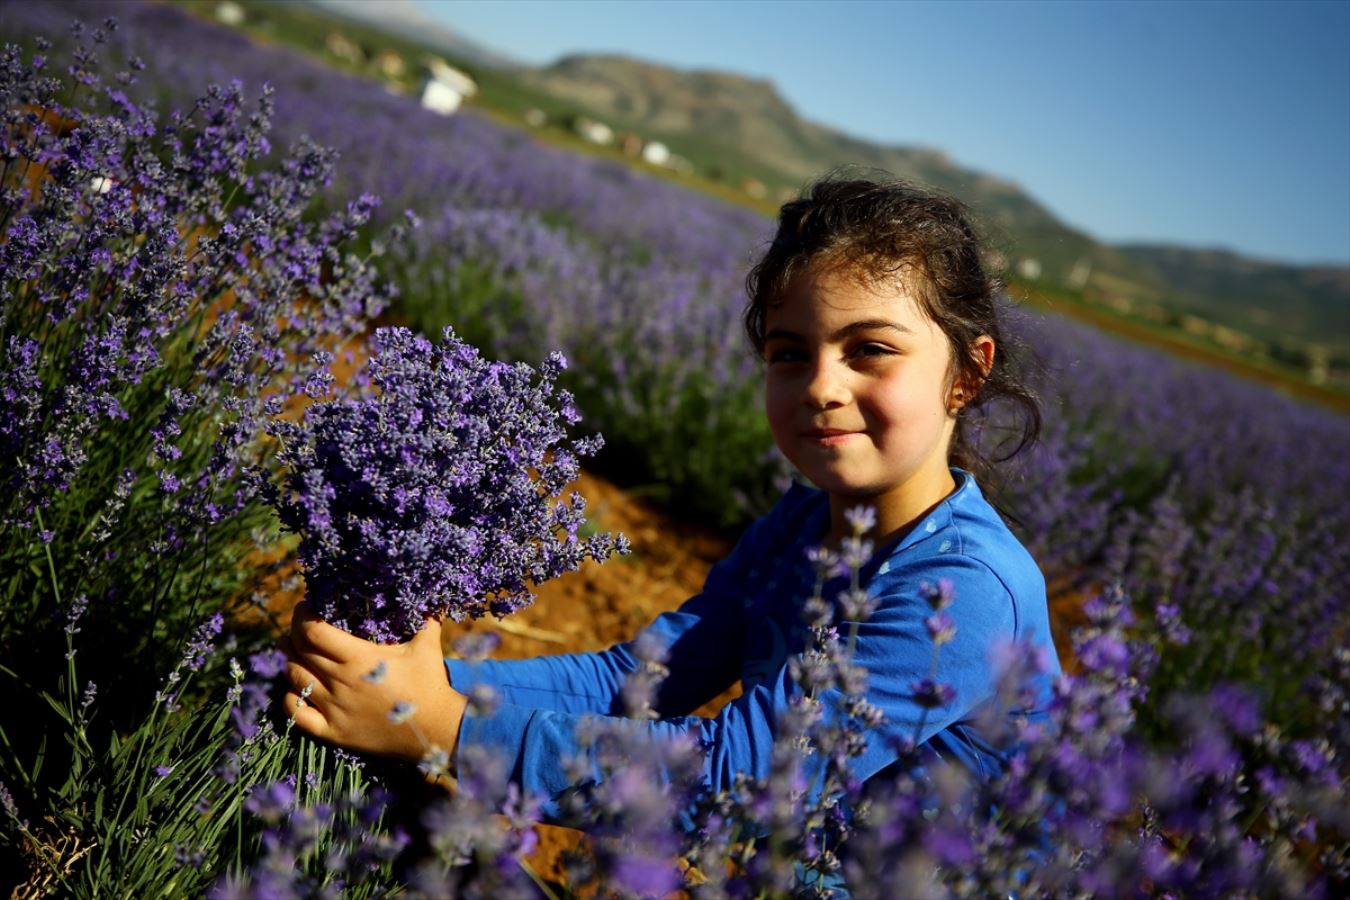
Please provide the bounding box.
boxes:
[445,470,1061,813]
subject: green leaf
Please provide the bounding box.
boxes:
[39,690,74,725]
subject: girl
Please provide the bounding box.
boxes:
[281,174,1062,822]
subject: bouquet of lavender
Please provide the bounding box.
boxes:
[266,326,626,642]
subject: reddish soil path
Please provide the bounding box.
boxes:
[439,471,731,670]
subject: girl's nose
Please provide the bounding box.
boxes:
[802,359,849,409]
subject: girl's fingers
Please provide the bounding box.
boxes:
[285,660,332,705]
[291,601,373,661]
[411,616,443,649]
[286,614,343,663]
[282,689,331,739]
[281,637,344,680]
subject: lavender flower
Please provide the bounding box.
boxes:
[387,701,416,725]
[911,678,957,709]
[182,613,225,673]
[266,326,627,642]
[0,779,25,830]
[919,579,955,611]
[923,612,957,646]
[843,505,877,535]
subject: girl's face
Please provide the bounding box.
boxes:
[763,265,980,533]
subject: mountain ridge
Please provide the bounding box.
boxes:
[515,52,1347,352]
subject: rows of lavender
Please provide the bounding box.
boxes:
[1,2,1346,896]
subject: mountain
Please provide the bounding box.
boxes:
[513,54,1349,353]
[1118,245,1350,348]
[517,56,1148,284]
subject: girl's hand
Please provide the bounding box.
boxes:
[281,601,468,765]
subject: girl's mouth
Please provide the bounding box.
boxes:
[803,428,860,447]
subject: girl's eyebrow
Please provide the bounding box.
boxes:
[829,319,914,341]
[764,320,913,343]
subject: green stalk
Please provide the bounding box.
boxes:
[910,643,943,748]
[845,561,862,659]
[518,857,561,900]
[34,508,78,723]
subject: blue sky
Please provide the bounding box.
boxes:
[419,0,1350,266]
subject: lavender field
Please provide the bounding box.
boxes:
[1,1,1347,896]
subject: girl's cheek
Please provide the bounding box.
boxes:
[763,394,794,450]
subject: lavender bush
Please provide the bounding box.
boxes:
[0,21,410,893]
[265,325,626,643]
[218,515,1345,898]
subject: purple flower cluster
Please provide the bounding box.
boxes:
[408,747,546,897]
[218,779,409,897]
[0,21,407,893]
[1003,312,1350,729]
[0,11,396,647]
[266,326,627,642]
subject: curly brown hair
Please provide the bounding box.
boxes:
[744,172,1041,496]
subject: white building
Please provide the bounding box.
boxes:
[641,141,671,166]
[420,59,477,116]
[574,117,614,145]
[216,2,244,26]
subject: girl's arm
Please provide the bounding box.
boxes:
[279,580,749,769]
[440,506,780,716]
[453,555,1028,815]
[282,554,1027,820]
[281,505,768,756]
[445,583,746,716]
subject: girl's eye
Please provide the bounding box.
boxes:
[766,348,805,365]
[852,343,895,360]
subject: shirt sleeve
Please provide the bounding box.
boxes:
[444,585,747,716]
[444,507,768,716]
[454,552,1017,818]
[840,555,1018,773]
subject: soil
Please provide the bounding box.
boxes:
[438,471,731,671]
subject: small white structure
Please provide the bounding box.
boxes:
[420,59,477,116]
[574,117,614,145]
[1016,257,1041,280]
[1067,258,1092,291]
[216,2,244,26]
[523,108,548,128]
[375,51,406,80]
[641,141,670,166]
[325,32,364,65]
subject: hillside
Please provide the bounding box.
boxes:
[518,54,1140,282]
[516,53,1348,358]
[1119,244,1350,350]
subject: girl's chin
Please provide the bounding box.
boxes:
[800,471,885,498]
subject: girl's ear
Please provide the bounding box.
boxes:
[970,334,995,378]
[949,335,995,413]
